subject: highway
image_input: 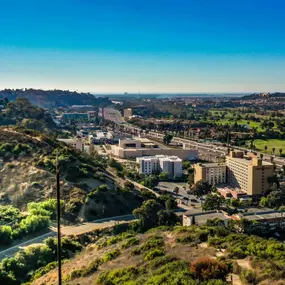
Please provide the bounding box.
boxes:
[117,123,285,167]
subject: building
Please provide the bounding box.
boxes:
[182,211,229,226]
[194,163,226,184]
[123,108,133,118]
[226,151,274,195]
[88,131,117,145]
[193,150,274,196]
[61,113,89,121]
[111,138,199,160]
[136,155,182,178]
[57,138,85,152]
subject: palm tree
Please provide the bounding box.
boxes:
[280,148,283,157]
[272,147,276,155]
[264,145,268,153]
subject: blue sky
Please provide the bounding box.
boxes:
[0,0,285,93]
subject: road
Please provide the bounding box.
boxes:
[0,214,135,261]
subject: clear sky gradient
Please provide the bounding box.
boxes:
[1,0,285,93]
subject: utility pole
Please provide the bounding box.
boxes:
[56,153,62,285]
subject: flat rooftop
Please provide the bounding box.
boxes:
[199,163,226,167]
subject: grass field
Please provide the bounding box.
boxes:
[253,139,285,154]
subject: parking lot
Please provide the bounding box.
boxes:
[156,181,202,208]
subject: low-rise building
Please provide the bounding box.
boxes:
[123,108,133,118]
[194,163,226,184]
[88,131,117,145]
[136,155,182,178]
[61,112,89,121]
[182,211,229,226]
[57,138,85,152]
[111,138,198,160]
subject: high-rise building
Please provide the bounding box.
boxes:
[194,151,274,196]
[226,151,274,195]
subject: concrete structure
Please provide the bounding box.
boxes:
[226,151,274,195]
[123,108,133,118]
[194,163,226,184]
[111,138,199,160]
[182,211,229,226]
[61,112,89,121]
[57,138,85,152]
[136,155,183,178]
[193,150,274,196]
[88,131,117,145]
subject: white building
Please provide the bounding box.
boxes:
[57,138,85,152]
[136,155,183,179]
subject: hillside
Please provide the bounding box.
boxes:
[241,92,285,100]
[0,98,57,132]
[0,127,144,222]
[30,222,285,285]
[0,89,111,108]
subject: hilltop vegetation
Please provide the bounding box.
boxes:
[28,219,285,285]
[0,89,111,108]
[0,98,57,132]
[0,127,145,221]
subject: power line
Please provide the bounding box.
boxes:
[56,152,62,285]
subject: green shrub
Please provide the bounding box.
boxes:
[240,269,257,284]
[144,249,165,261]
[102,249,121,262]
[121,237,140,249]
[131,236,164,255]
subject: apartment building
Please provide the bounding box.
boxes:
[194,163,226,184]
[226,151,274,195]
[136,155,183,178]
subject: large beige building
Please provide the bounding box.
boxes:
[194,151,274,196]
[194,163,226,184]
[226,151,274,195]
[123,108,133,118]
[111,138,199,160]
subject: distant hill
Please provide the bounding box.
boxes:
[241,92,285,100]
[0,89,111,108]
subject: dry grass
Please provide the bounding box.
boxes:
[32,231,218,285]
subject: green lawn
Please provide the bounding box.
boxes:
[253,139,285,154]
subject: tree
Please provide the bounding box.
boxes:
[272,147,276,155]
[260,153,263,160]
[202,194,225,211]
[163,133,173,145]
[280,148,283,157]
[190,180,211,198]
[264,145,268,153]
[132,199,162,231]
[173,186,179,194]
[157,210,179,226]
[158,171,168,181]
[188,173,194,187]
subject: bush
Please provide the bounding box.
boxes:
[240,269,257,284]
[102,249,121,262]
[144,249,165,261]
[120,237,140,249]
[132,236,164,255]
[190,257,229,281]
